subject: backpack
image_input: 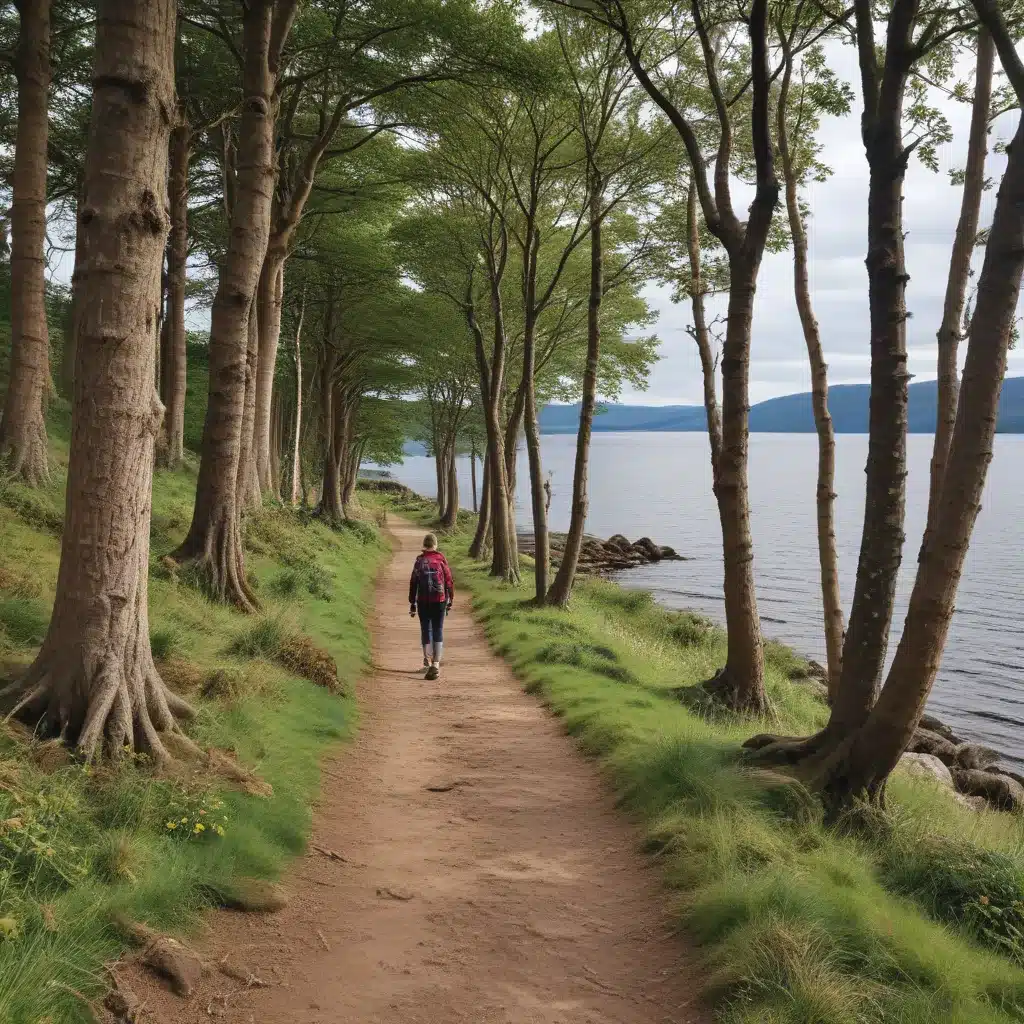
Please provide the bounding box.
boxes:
[417,554,446,602]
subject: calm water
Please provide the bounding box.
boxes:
[388,433,1024,765]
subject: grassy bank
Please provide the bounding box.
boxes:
[384,491,1024,1024]
[0,410,386,1022]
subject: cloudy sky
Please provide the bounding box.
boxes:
[626,43,1024,407]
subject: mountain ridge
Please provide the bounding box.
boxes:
[539,376,1024,434]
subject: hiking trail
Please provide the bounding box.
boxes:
[129,518,707,1023]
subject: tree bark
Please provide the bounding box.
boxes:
[289,288,305,505]
[173,0,290,609]
[236,299,261,510]
[522,312,549,602]
[255,250,285,496]
[925,29,994,540]
[829,3,918,733]
[469,272,518,583]
[0,0,51,486]
[547,180,603,607]
[686,182,722,480]
[440,440,459,530]
[269,384,282,489]
[814,110,1024,808]
[2,0,194,760]
[158,117,190,467]
[778,50,844,697]
[469,453,491,558]
[470,446,478,513]
[318,380,349,524]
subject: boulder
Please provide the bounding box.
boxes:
[918,713,963,744]
[805,660,829,683]
[952,768,1024,812]
[952,743,1001,771]
[899,752,954,789]
[990,766,1024,789]
[631,537,662,560]
[908,728,958,763]
[658,545,681,560]
[604,534,631,553]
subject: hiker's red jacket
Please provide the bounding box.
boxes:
[409,550,454,604]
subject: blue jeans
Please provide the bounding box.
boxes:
[417,602,446,646]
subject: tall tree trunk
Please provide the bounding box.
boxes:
[318,382,349,523]
[926,29,994,539]
[470,446,478,513]
[341,434,361,511]
[173,0,292,608]
[441,440,459,530]
[159,117,190,467]
[255,250,285,496]
[61,187,85,400]
[2,0,194,759]
[269,385,282,490]
[469,453,491,558]
[0,0,51,485]
[522,316,548,602]
[548,181,603,608]
[236,299,260,510]
[704,257,767,712]
[829,20,916,734]
[686,182,723,478]
[290,288,305,505]
[778,54,844,697]
[814,108,1024,808]
[469,283,518,583]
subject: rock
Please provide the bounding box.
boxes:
[953,792,990,812]
[604,534,631,553]
[103,983,140,1022]
[631,537,662,560]
[805,660,829,683]
[908,728,958,762]
[952,768,1024,812]
[659,545,683,560]
[143,935,203,997]
[214,878,289,913]
[990,766,1024,788]
[918,712,956,739]
[952,743,1001,771]
[899,752,954,789]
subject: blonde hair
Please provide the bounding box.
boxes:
[422,533,437,550]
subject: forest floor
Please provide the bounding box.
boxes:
[127,517,708,1023]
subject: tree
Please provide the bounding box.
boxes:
[0,0,51,486]
[748,2,1024,810]
[2,0,194,760]
[776,35,853,697]
[172,0,298,609]
[925,27,995,540]
[554,0,790,711]
[546,15,662,607]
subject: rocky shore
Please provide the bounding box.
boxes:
[517,530,685,575]
[780,662,1023,813]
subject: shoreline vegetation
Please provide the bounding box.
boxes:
[380,486,1024,1024]
[0,405,387,1022]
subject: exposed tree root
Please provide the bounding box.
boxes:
[0,648,195,764]
[701,666,770,715]
[171,509,258,613]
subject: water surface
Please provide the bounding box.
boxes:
[389,432,1024,765]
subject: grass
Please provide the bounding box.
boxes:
[386,496,1024,1024]
[0,400,388,1023]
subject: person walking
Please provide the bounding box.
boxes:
[409,533,454,680]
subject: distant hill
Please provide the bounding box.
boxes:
[539,376,1024,434]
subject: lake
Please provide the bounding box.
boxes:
[387,432,1024,766]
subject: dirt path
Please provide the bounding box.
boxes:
[131,519,707,1023]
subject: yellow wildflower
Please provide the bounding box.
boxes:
[166,822,177,830]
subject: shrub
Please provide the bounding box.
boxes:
[229,617,287,660]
